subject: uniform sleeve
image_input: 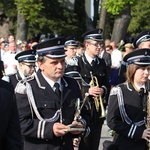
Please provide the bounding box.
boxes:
[107,87,144,141]
[15,91,55,140]
[15,80,57,141]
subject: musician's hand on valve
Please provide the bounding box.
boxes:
[142,128,150,142]
[53,122,70,137]
[88,86,104,98]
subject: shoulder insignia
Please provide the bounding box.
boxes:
[15,81,27,94]
[110,86,119,96]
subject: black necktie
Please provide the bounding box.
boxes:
[91,60,95,66]
[54,83,61,98]
[139,88,144,99]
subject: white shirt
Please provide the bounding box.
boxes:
[134,83,146,91]
[99,50,104,58]
[0,49,5,60]
[84,51,96,65]
[111,49,122,69]
[2,50,20,75]
[41,72,62,91]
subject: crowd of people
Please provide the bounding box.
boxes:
[0,29,150,150]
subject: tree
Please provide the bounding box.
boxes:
[16,12,28,41]
[104,0,137,43]
[98,0,107,34]
[0,0,17,37]
[128,0,150,36]
[110,5,131,43]
[16,0,81,37]
[93,0,100,28]
[0,0,84,41]
[15,0,44,40]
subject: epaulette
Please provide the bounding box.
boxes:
[15,75,34,94]
[110,86,119,96]
[15,81,27,94]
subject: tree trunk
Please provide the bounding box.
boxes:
[98,0,107,32]
[111,5,131,44]
[85,0,94,30]
[16,11,28,41]
[0,12,14,39]
[93,0,100,28]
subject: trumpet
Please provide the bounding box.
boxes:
[90,71,106,118]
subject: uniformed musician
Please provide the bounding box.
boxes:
[133,30,150,49]
[0,60,22,150]
[8,49,36,88]
[15,37,90,150]
[118,30,150,84]
[107,49,150,150]
[77,28,110,150]
[64,36,78,66]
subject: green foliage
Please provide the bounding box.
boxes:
[0,0,83,39]
[128,0,150,35]
[14,0,44,20]
[0,0,17,17]
[103,0,137,15]
[27,0,80,38]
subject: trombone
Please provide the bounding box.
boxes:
[90,71,106,118]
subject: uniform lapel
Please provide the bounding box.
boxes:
[61,78,71,104]
[82,53,91,68]
[36,70,60,102]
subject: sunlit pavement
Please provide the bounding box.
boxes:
[99,120,113,150]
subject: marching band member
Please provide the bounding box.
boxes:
[0,60,22,150]
[15,37,90,150]
[77,28,110,150]
[133,30,150,49]
[8,49,36,88]
[64,36,78,66]
[107,49,150,150]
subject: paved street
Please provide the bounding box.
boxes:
[98,120,113,150]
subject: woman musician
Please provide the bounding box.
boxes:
[107,48,150,150]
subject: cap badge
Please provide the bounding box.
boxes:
[58,40,60,45]
[98,29,101,34]
[145,51,148,56]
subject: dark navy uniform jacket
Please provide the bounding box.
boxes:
[15,70,90,150]
[107,83,147,150]
[77,54,110,122]
[0,79,22,150]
